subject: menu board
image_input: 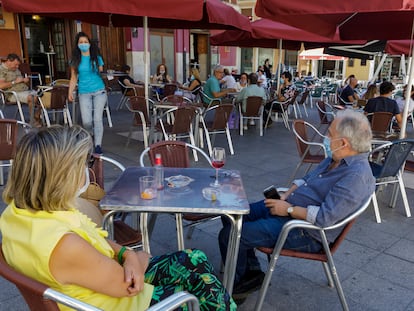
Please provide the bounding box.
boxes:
[380,58,392,81]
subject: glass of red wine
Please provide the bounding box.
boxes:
[210,147,226,187]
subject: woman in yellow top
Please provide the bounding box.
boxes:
[0,125,236,311]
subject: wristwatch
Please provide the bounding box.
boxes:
[287,206,294,215]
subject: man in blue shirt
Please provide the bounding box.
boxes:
[219,109,375,302]
[203,64,236,105]
[339,76,359,105]
[364,81,403,129]
[235,73,267,129]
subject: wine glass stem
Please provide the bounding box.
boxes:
[215,168,219,186]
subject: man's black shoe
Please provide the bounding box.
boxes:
[233,270,265,302]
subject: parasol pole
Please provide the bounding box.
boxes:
[144,16,149,100]
[276,39,282,93]
[369,53,387,84]
[400,18,414,139]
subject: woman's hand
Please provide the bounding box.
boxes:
[122,250,150,296]
[265,198,291,216]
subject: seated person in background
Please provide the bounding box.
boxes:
[262,71,296,127]
[362,84,378,101]
[178,66,202,100]
[0,125,236,311]
[221,68,237,90]
[0,53,41,126]
[396,84,414,114]
[202,64,236,106]
[235,73,267,130]
[257,67,268,89]
[119,64,144,94]
[303,71,315,87]
[343,74,355,86]
[151,63,172,84]
[339,77,359,105]
[364,81,402,129]
[219,110,375,304]
[235,72,248,92]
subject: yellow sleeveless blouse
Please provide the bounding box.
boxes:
[0,201,153,311]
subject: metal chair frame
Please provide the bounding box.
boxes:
[157,106,198,161]
[239,96,264,136]
[0,245,200,311]
[0,89,26,123]
[200,103,235,156]
[117,79,145,111]
[254,195,373,311]
[125,96,155,149]
[288,119,327,185]
[38,85,73,127]
[369,139,414,223]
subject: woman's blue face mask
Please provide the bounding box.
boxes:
[78,43,90,52]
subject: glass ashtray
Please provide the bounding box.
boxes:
[202,187,220,201]
[165,175,194,188]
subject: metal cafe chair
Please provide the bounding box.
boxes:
[239,96,264,136]
[0,119,18,185]
[287,119,327,185]
[368,111,393,133]
[38,85,73,127]
[117,79,145,111]
[0,245,200,311]
[315,100,336,133]
[255,194,373,311]
[89,154,143,249]
[295,89,310,118]
[200,103,235,156]
[369,139,414,223]
[0,88,26,123]
[0,245,102,311]
[125,96,155,149]
[157,106,198,161]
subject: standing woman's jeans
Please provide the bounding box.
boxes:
[78,89,107,146]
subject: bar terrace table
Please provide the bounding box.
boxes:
[100,167,250,294]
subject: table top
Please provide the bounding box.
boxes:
[100,167,250,215]
[101,71,126,77]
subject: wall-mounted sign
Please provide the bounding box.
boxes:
[0,4,15,30]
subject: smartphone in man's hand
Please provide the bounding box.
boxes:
[263,185,280,200]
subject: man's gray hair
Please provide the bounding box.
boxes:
[335,109,372,153]
[213,64,224,72]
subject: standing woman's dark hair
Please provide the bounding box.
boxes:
[68,32,107,155]
[70,32,101,74]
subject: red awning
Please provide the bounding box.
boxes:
[385,40,414,55]
[255,0,414,40]
[2,0,251,31]
[210,18,364,50]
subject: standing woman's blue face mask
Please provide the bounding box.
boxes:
[78,43,90,52]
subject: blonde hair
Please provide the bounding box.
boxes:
[3,125,92,212]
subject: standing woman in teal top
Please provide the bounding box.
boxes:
[69,32,107,154]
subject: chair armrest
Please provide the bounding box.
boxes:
[146,291,200,311]
[1,90,19,102]
[43,288,103,311]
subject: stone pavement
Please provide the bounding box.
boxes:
[0,93,414,310]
